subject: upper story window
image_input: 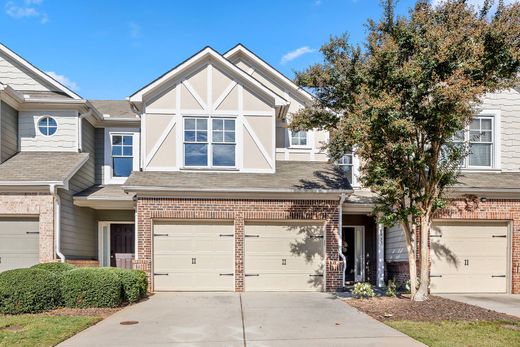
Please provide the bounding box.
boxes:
[184,117,236,168]
[338,153,354,182]
[290,130,308,147]
[38,116,57,136]
[111,134,133,177]
[453,115,497,169]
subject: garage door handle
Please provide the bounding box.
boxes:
[310,235,324,239]
[154,272,169,276]
[430,275,442,278]
[154,233,168,237]
[492,235,507,238]
[430,235,442,238]
[219,234,234,237]
[219,273,234,276]
[26,231,39,234]
[492,275,506,278]
[245,234,259,238]
[245,273,259,277]
[309,274,323,277]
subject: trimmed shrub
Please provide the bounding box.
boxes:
[61,268,122,308]
[352,282,375,299]
[0,268,62,314]
[31,262,76,274]
[107,268,148,303]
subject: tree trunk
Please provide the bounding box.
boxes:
[414,215,431,301]
[400,221,418,298]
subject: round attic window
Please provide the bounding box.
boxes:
[38,116,58,136]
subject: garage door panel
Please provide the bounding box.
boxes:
[245,254,323,273]
[153,222,234,291]
[0,218,39,272]
[430,222,508,294]
[245,273,323,292]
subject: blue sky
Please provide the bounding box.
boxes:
[0,0,494,99]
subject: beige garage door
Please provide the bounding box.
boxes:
[153,221,234,291]
[430,221,508,293]
[244,222,324,291]
[0,218,39,272]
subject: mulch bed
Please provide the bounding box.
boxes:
[347,295,520,322]
[45,307,122,318]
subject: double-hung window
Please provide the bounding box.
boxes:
[184,117,236,168]
[111,134,134,177]
[290,130,308,147]
[453,116,496,169]
[338,152,354,183]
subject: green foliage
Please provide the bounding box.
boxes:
[386,279,397,297]
[61,268,122,308]
[352,282,376,299]
[31,262,76,274]
[0,268,62,314]
[107,268,148,303]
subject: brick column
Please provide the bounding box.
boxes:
[234,212,245,292]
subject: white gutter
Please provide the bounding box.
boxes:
[338,193,347,288]
[50,184,65,263]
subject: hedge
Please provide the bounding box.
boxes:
[107,268,148,303]
[31,262,76,274]
[61,268,122,308]
[0,268,62,314]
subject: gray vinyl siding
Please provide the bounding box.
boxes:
[94,127,104,184]
[19,110,78,151]
[385,224,408,262]
[0,101,18,162]
[59,119,97,259]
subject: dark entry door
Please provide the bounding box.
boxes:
[110,224,135,267]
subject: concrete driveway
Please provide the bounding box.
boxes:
[440,294,520,318]
[59,292,422,347]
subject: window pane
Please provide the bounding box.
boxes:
[113,157,133,177]
[341,165,353,182]
[213,119,223,130]
[469,143,491,166]
[112,136,122,145]
[38,126,47,136]
[470,119,480,130]
[480,130,492,142]
[339,154,352,165]
[185,144,208,166]
[123,136,133,145]
[112,146,122,156]
[213,130,223,142]
[481,119,492,130]
[185,119,196,130]
[213,144,235,167]
[224,119,235,130]
[197,118,208,130]
[224,131,235,143]
[47,118,57,127]
[123,146,133,156]
[48,126,57,136]
[184,131,196,142]
[469,130,482,142]
[197,130,207,142]
[453,130,465,142]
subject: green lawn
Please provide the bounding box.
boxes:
[0,315,100,347]
[387,320,520,347]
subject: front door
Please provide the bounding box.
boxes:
[343,225,365,283]
[110,224,135,267]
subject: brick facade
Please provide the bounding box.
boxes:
[134,197,342,292]
[0,193,55,263]
[386,197,520,294]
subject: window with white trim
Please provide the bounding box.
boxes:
[184,117,236,168]
[453,115,496,169]
[111,134,134,177]
[290,130,308,147]
[338,153,354,182]
[38,116,58,136]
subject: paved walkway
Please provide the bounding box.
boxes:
[60,292,423,347]
[440,294,520,318]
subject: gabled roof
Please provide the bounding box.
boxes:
[89,100,139,119]
[224,44,315,103]
[0,43,82,100]
[129,46,287,107]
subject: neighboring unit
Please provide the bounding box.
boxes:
[0,42,518,294]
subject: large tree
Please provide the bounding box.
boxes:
[290,0,520,300]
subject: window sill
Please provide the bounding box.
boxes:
[461,167,501,173]
[180,167,239,172]
[287,146,313,151]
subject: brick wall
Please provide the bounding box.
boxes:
[0,193,55,263]
[385,197,520,294]
[134,197,342,292]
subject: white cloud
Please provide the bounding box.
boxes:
[46,71,79,91]
[315,0,322,5]
[5,0,48,23]
[281,46,316,64]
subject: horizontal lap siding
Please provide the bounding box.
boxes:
[0,101,18,163]
[19,110,78,151]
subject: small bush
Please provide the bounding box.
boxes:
[107,268,148,303]
[352,282,375,299]
[385,279,397,297]
[0,268,62,314]
[31,262,76,274]
[61,268,122,308]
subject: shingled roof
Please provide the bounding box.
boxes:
[455,172,520,192]
[123,161,352,195]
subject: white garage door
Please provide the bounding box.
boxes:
[244,222,324,291]
[153,221,234,291]
[0,218,39,272]
[430,221,508,293]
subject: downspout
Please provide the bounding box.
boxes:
[50,184,65,262]
[338,193,347,287]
